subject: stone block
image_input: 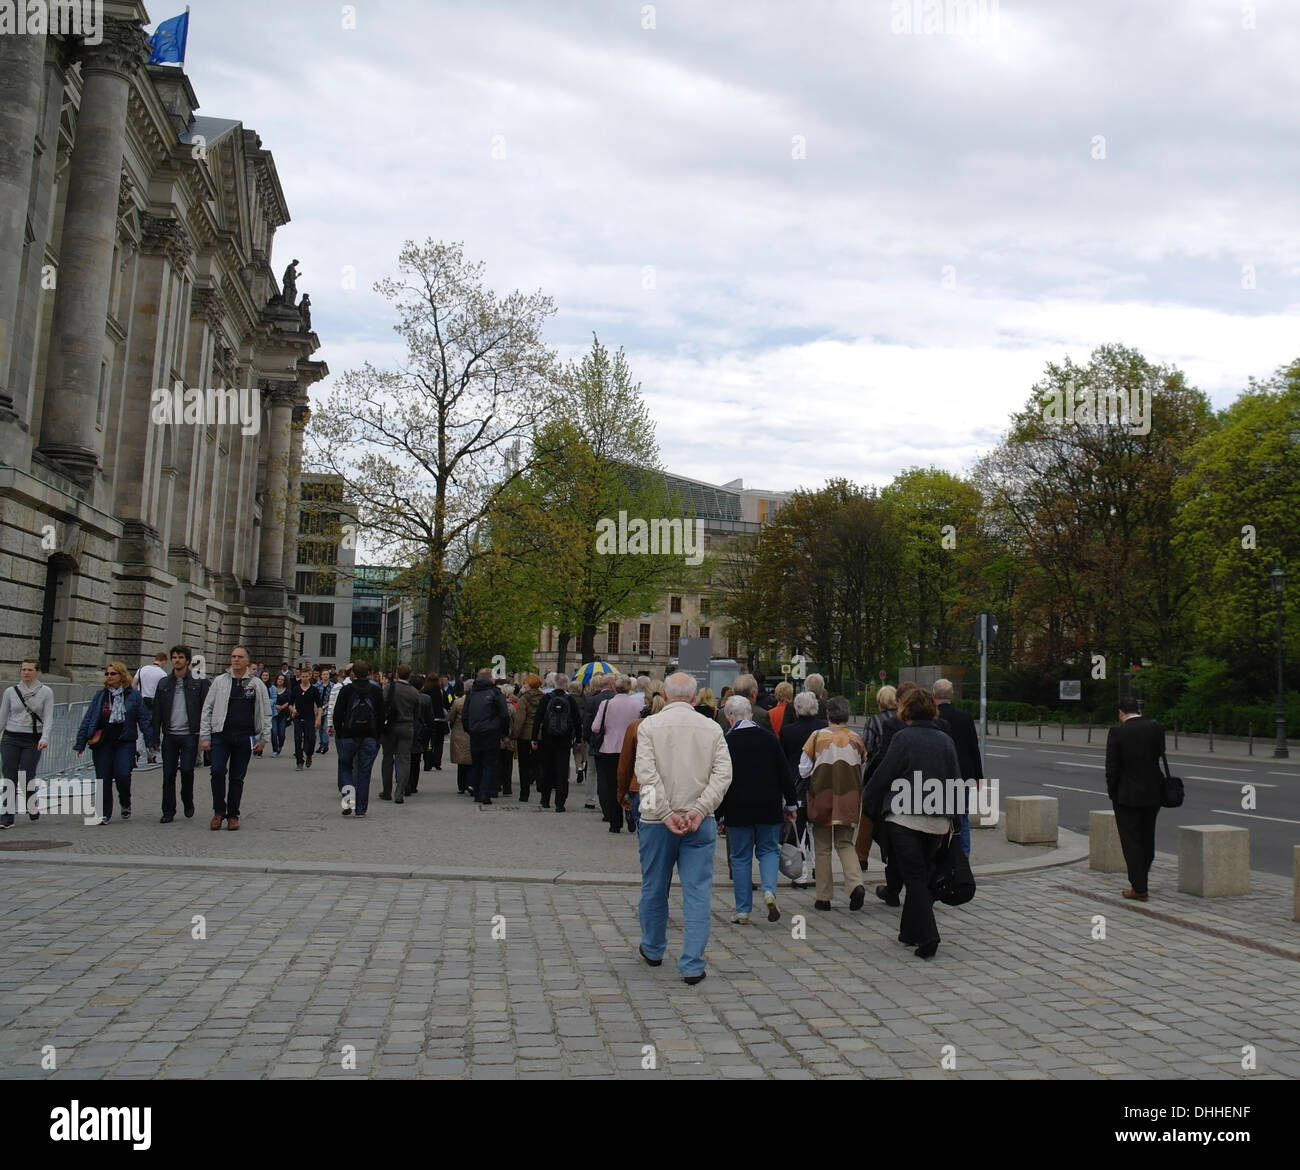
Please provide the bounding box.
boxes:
[1177,825,1250,897]
[1005,795,1057,844]
[1088,809,1127,872]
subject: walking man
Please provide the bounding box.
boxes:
[1105,697,1166,901]
[330,660,384,818]
[290,667,321,771]
[379,664,420,802]
[463,668,509,805]
[133,651,168,763]
[531,672,582,812]
[149,645,210,822]
[634,672,733,984]
[934,678,983,855]
[199,646,271,830]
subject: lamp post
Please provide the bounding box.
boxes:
[1272,564,1289,759]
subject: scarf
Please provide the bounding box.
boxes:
[106,686,126,723]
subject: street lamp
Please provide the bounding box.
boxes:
[1272,564,1289,759]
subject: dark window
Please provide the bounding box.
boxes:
[300,602,334,626]
[607,623,620,655]
[320,633,337,658]
[669,625,680,657]
[669,595,682,614]
[638,624,651,655]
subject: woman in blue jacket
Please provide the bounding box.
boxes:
[75,662,153,824]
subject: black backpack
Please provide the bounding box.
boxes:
[346,684,378,737]
[543,693,572,740]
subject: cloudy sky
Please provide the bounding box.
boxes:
[172,0,1300,493]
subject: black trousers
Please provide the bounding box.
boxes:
[425,721,447,770]
[514,739,537,799]
[1113,802,1159,894]
[160,732,198,815]
[595,751,623,831]
[1,732,40,821]
[887,821,944,947]
[535,742,569,810]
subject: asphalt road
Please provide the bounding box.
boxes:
[979,737,1299,877]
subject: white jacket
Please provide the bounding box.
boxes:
[634,700,732,822]
[200,672,272,743]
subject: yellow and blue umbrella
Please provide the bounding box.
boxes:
[574,661,615,686]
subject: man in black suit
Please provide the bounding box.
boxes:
[934,679,983,856]
[1104,697,1166,901]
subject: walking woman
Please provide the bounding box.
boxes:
[271,673,291,757]
[1,657,54,827]
[798,696,866,912]
[448,690,472,794]
[75,662,153,824]
[863,687,960,960]
[511,674,544,802]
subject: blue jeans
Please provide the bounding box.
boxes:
[91,740,135,819]
[336,736,379,814]
[318,720,331,752]
[959,813,971,855]
[727,822,782,914]
[271,712,289,755]
[637,817,718,978]
[627,791,640,830]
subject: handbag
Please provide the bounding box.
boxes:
[928,829,976,906]
[778,819,806,880]
[1160,754,1184,808]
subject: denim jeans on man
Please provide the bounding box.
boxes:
[160,732,198,817]
[637,816,718,978]
[468,731,499,802]
[726,822,781,915]
[210,733,252,818]
[336,736,379,815]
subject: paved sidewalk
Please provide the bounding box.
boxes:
[0,855,1295,1080]
[2,749,1296,1080]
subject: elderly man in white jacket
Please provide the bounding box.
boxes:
[633,671,732,985]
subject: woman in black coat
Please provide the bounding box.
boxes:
[719,696,798,925]
[863,687,960,959]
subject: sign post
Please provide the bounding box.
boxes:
[975,612,998,754]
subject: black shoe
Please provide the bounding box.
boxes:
[914,941,939,959]
[121,807,132,821]
[481,798,493,805]
[875,884,900,907]
[540,801,551,809]
[849,885,866,911]
[319,746,328,754]
[379,793,392,801]
[28,811,39,822]
[394,795,404,804]
[683,972,707,986]
[518,795,528,802]
[160,813,174,824]
[555,806,565,812]
[638,945,662,967]
[341,808,352,816]
[814,900,832,911]
[183,803,194,818]
[305,756,313,769]
[608,827,621,834]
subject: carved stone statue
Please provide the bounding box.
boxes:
[281,259,300,306]
[298,294,311,332]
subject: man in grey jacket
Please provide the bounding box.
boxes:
[379,663,421,803]
[199,646,271,831]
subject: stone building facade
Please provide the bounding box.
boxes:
[0,1,326,686]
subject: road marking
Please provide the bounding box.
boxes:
[1210,809,1300,826]
[1037,750,1102,758]
[986,751,1011,758]
[1055,761,1104,769]
[1042,784,1103,795]
[1267,771,1298,777]
[1167,762,1252,772]
[1184,775,1276,788]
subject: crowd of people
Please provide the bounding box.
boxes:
[1,651,1173,982]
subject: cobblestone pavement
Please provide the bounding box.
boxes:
[0,848,1296,1079]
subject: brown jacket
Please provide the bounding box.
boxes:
[617,718,643,803]
[448,695,471,766]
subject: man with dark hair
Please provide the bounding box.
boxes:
[933,678,983,856]
[331,659,385,818]
[150,645,210,822]
[1105,697,1166,901]
[380,663,421,803]
[463,667,509,805]
[289,667,322,771]
[424,674,450,772]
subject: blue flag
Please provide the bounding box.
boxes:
[148,12,189,65]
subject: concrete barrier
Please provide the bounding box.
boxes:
[1005,795,1058,844]
[1177,825,1250,897]
[1088,809,1126,873]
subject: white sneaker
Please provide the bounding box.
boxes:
[731,913,750,924]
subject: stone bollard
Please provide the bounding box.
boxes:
[1177,825,1250,897]
[1005,795,1058,844]
[1294,847,1299,923]
[1088,810,1126,872]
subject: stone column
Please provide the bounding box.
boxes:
[255,380,296,587]
[280,400,309,587]
[0,29,46,423]
[38,20,148,484]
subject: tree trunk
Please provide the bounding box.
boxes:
[556,631,570,674]
[580,623,596,662]
[423,588,444,674]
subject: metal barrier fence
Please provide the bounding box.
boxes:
[30,701,95,778]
